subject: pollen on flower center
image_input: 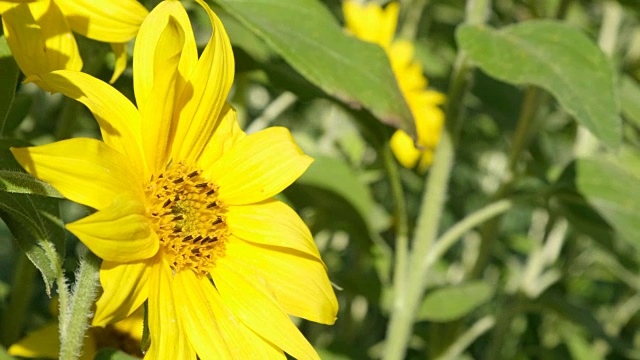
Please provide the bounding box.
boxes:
[145,162,228,274]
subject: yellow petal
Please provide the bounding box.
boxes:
[211,260,320,360]
[93,259,152,327]
[108,42,127,84]
[196,104,245,170]
[111,306,144,341]
[390,129,420,169]
[66,196,158,263]
[2,1,81,76]
[225,238,338,325]
[55,0,148,43]
[140,15,185,174]
[0,0,32,13]
[207,127,313,205]
[171,0,234,163]
[29,0,82,70]
[37,70,146,178]
[227,199,321,260]
[133,0,197,119]
[417,149,435,172]
[8,322,59,358]
[174,271,285,360]
[146,260,195,359]
[11,138,143,210]
[343,1,398,48]
[414,98,445,149]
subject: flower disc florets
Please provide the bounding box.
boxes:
[145,162,228,274]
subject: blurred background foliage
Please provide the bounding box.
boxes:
[1,0,640,359]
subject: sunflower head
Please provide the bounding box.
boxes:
[11,1,338,358]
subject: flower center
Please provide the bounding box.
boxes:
[145,162,228,274]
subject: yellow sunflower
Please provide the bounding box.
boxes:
[343,0,445,171]
[11,0,338,359]
[0,0,148,82]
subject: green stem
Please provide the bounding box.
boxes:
[0,253,36,346]
[40,240,70,336]
[382,1,491,358]
[399,0,427,40]
[382,142,410,308]
[507,87,542,176]
[434,315,496,360]
[427,199,515,268]
[469,86,541,278]
[59,251,101,360]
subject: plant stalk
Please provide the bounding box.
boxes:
[59,251,101,360]
[382,1,491,358]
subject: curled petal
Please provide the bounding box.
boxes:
[171,0,235,163]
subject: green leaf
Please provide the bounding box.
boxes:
[417,281,493,322]
[0,346,15,360]
[94,348,139,360]
[297,156,374,226]
[457,20,621,147]
[575,147,640,249]
[0,171,63,198]
[213,0,416,136]
[0,140,65,296]
[0,35,20,135]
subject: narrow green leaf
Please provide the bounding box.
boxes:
[0,139,65,296]
[575,147,640,249]
[0,35,20,135]
[213,0,416,136]
[0,171,63,198]
[417,281,493,322]
[457,21,621,147]
[0,193,65,297]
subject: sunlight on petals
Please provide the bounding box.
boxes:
[212,260,320,360]
[11,138,143,210]
[208,127,313,205]
[93,259,153,327]
[66,197,158,262]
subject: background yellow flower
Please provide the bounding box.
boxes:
[343,0,445,171]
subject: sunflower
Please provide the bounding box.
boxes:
[11,0,338,358]
[0,0,148,82]
[343,1,445,171]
